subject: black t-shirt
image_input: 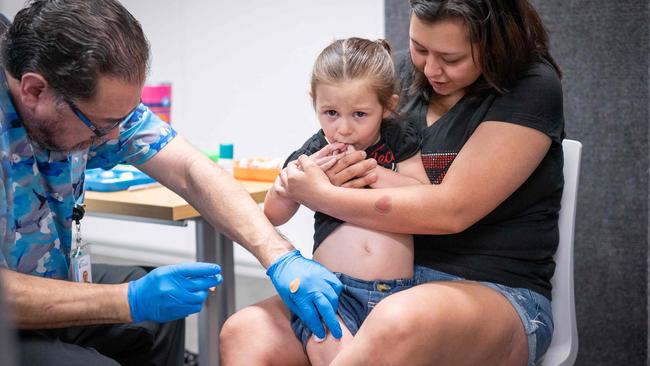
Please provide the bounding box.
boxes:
[285,121,420,253]
[394,50,565,300]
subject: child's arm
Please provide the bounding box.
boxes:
[264,167,301,226]
[369,152,430,188]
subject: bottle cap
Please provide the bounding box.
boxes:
[219,143,234,159]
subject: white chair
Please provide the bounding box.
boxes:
[540,139,581,366]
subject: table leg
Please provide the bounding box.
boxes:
[196,218,235,366]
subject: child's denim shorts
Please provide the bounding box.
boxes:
[291,266,553,365]
[291,272,416,348]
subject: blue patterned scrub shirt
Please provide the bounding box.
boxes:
[0,70,177,279]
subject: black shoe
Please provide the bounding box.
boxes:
[184,350,199,366]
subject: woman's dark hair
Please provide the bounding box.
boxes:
[409,0,561,98]
[0,0,149,102]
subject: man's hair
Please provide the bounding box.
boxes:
[0,0,149,102]
[409,0,561,98]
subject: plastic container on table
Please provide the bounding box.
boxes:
[233,157,282,182]
[84,165,156,192]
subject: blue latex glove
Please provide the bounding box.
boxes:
[128,262,223,323]
[267,250,343,339]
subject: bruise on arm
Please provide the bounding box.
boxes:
[374,195,392,214]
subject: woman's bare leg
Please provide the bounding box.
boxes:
[220,295,309,366]
[330,281,528,366]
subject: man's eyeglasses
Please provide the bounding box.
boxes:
[66,99,139,137]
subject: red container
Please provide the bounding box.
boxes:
[142,83,172,124]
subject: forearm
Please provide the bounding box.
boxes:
[142,137,294,268]
[185,160,293,267]
[264,186,300,226]
[2,269,130,329]
[291,123,551,236]
[305,184,465,235]
[369,166,426,188]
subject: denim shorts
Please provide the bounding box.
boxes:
[291,272,416,348]
[290,267,553,365]
[414,265,554,366]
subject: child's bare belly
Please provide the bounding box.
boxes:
[313,223,414,281]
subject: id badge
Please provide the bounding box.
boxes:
[72,248,92,283]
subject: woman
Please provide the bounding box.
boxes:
[221,1,563,365]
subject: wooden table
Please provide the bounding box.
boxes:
[85,180,271,366]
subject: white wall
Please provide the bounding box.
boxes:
[0,0,22,17]
[133,0,385,158]
[0,1,385,275]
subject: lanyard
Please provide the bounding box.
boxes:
[70,203,92,283]
[72,203,85,251]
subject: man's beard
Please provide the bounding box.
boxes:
[22,113,105,153]
[40,136,103,152]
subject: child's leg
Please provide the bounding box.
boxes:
[305,315,354,366]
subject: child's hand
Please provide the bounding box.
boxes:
[312,142,348,159]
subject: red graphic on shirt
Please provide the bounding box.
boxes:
[368,143,395,166]
[421,152,457,184]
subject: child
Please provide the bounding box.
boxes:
[264,37,430,365]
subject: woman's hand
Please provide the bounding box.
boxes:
[313,143,379,187]
[273,147,340,198]
[329,152,378,188]
[282,143,379,207]
[282,155,333,208]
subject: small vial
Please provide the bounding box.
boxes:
[218,143,234,174]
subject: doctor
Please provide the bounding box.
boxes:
[0,1,342,365]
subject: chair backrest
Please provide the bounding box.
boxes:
[540,139,581,366]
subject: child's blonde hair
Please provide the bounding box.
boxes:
[310,37,396,115]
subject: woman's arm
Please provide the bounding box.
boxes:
[284,122,551,235]
[369,153,430,188]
